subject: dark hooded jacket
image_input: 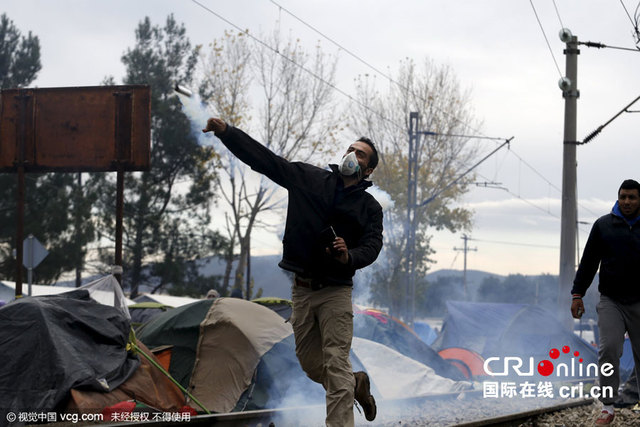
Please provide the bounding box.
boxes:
[572,201,640,303]
[216,125,383,286]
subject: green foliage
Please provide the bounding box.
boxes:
[0,173,95,284]
[0,13,41,89]
[91,15,226,297]
[350,58,478,319]
[0,15,85,284]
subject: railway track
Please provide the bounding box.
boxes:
[103,387,603,427]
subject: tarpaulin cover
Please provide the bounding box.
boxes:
[0,290,139,415]
[65,341,185,414]
[351,337,472,399]
[353,308,464,381]
[433,301,598,378]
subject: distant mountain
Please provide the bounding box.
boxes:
[56,259,554,302]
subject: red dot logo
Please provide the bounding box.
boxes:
[574,351,580,357]
[562,346,570,354]
[549,348,560,359]
[537,360,554,376]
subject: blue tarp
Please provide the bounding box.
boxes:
[433,301,598,379]
[413,321,438,346]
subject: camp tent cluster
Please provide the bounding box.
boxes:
[0,275,604,422]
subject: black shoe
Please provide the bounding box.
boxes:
[354,371,376,421]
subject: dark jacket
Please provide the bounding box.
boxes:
[216,125,383,286]
[572,206,640,304]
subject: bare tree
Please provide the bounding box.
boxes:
[199,29,342,298]
[349,58,481,318]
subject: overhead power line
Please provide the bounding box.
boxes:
[619,0,640,44]
[192,0,567,221]
[190,0,404,132]
[529,0,563,78]
[552,0,566,29]
[270,0,565,208]
[578,93,640,144]
[469,236,558,249]
[268,0,483,137]
[579,40,640,52]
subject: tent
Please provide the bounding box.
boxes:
[137,298,294,413]
[432,301,598,379]
[138,298,471,414]
[0,274,189,422]
[134,293,200,307]
[0,276,136,306]
[353,307,464,381]
[251,297,293,320]
[0,289,139,416]
[65,341,186,415]
[128,302,174,330]
[413,320,438,346]
[351,337,471,400]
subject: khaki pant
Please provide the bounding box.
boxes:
[291,282,355,427]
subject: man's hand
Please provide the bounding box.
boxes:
[327,237,349,265]
[202,118,227,134]
[571,297,585,319]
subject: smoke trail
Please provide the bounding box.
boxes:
[366,185,395,211]
[175,91,221,150]
[354,186,396,305]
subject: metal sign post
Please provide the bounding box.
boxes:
[23,235,48,296]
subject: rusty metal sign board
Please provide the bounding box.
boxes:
[0,85,150,172]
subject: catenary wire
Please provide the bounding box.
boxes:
[552,0,565,29]
[267,0,568,218]
[529,0,564,78]
[190,0,405,132]
[469,237,558,249]
[268,0,482,138]
[619,0,640,43]
[190,0,588,239]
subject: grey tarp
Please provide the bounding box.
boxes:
[0,289,139,418]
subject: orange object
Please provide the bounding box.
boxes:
[438,347,486,378]
[153,347,173,372]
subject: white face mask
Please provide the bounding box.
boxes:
[338,151,362,179]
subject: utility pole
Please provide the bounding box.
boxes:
[404,112,510,323]
[405,112,420,325]
[558,28,579,329]
[454,234,477,299]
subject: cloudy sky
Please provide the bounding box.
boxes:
[3,0,639,277]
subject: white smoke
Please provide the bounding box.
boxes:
[175,91,221,150]
[366,185,395,211]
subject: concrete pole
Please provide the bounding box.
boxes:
[558,34,579,329]
[454,234,477,299]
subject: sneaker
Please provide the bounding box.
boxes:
[354,371,376,421]
[595,410,615,425]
